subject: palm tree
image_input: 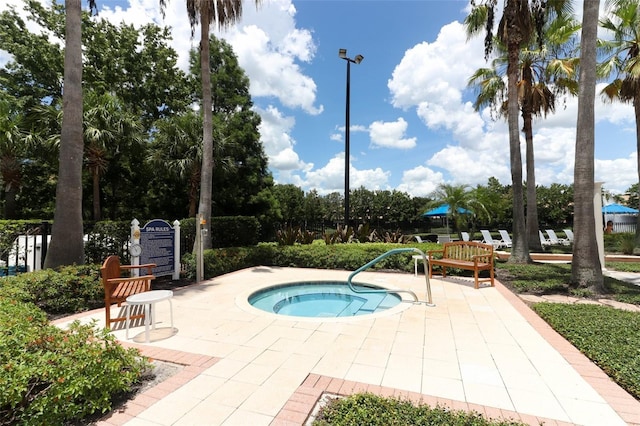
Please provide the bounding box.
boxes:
[148,112,203,217]
[571,0,603,292]
[83,92,144,221]
[465,0,556,263]
[599,0,640,246]
[468,10,579,252]
[159,0,261,249]
[44,0,97,269]
[429,183,477,238]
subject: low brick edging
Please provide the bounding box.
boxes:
[94,343,219,426]
[494,281,640,426]
[271,373,572,426]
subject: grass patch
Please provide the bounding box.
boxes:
[531,303,640,400]
[495,261,640,304]
[312,393,526,426]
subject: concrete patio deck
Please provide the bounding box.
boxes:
[53,267,640,426]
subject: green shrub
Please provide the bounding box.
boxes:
[618,233,636,255]
[0,264,103,315]
[313,393,526,425]
[532,303,640,400]
[0,298,149,425]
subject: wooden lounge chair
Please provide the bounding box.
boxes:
[101,255,156,329]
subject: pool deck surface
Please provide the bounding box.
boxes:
[53,267,640,426]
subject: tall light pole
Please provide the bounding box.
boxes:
[339,48,363,228]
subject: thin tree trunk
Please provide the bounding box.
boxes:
[197,14,213,249]
[93,169,101,221]
[44,0,85,268]
[506,0,531,264]
[524,111,542,251]
[571,0,603,292]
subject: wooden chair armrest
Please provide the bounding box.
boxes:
[105,275,155,287]
[120,263,156,275]
[427,249,444,260]
[120,263,157,270]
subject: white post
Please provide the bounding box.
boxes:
[195,215,202,283]
[594,182,605,270]
[173,220,181,280]
[131,219,141,277]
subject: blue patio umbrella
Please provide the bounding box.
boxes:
[422,204,472,217]
[422,204,472,233]
[602,203,638,214]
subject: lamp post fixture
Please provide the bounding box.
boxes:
[339,48,363,228]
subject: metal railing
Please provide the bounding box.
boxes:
[346,247,434,306]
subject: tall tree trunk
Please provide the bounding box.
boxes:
[523,110,542,251]
[571,0,603,292]
[506,0,531,263]
[44,0,85,268]
[93,169,101,221]
[634,97,640,246]
[197,14,213,249]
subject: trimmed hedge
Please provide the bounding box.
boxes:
[313,393,526,425]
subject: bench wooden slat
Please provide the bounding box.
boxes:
[427,241,495,289]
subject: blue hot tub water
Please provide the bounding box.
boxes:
[248,281,402,318]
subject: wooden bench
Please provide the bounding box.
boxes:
[427,241,495,289]
[101,255,156,328]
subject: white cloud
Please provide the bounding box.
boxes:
[369,118,416,149]
[397,166,444,197]
[303,153,390,195]
[256,105,306,171]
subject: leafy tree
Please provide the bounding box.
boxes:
[303,189,325,225]
[351,186,375,226]
[536,183,573,226]
[321,192,344,225]
[599,0,640,245]
[271,184,304,226]
[626,183,639,207]
[571,0,603,292]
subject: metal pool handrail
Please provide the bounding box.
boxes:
[346,247,434,306]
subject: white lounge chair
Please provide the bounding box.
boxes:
[563,229,574,243]
[546,229,570,246]
[539,230,552,247]
[461,231,470,241]
[497,230,513,248]
[480,230,506,249]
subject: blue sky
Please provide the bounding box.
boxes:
[2,0,638,197]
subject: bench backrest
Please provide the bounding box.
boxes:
[442,241,493,261]
[101,255,123,281]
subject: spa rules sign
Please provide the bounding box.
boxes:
[140,219,175,277]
